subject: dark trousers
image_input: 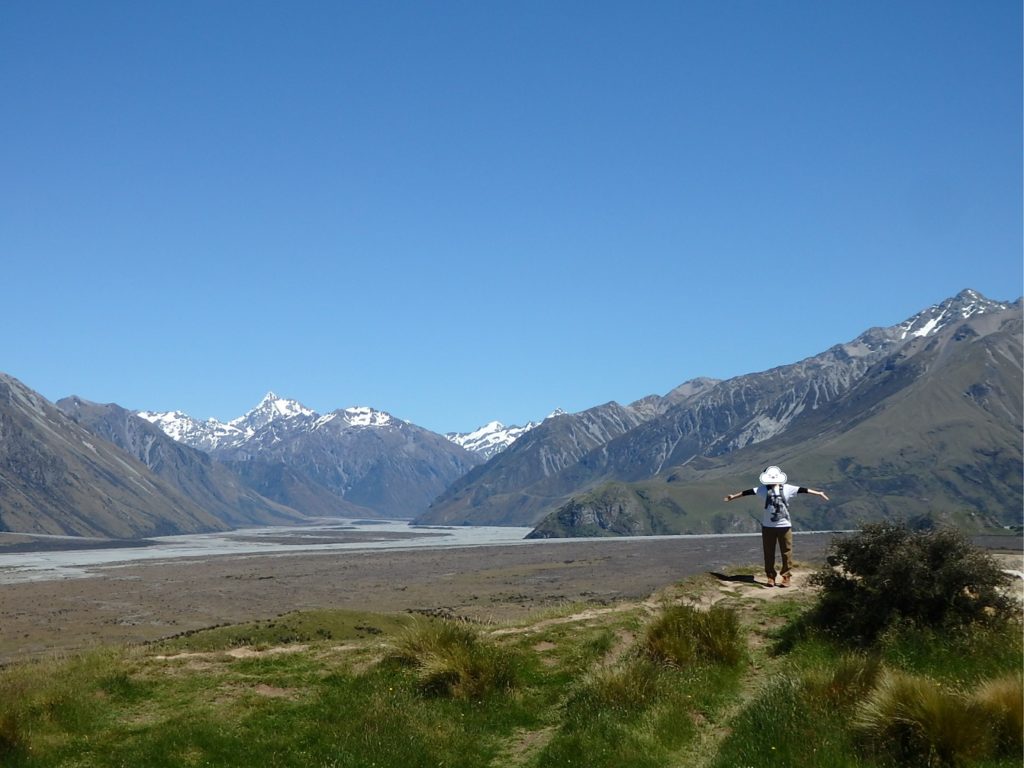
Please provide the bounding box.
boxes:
[761,526,793,579]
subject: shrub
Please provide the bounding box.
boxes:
[641,604,744,667]
[385,619,520,700]
[854,669,991,766]
[809,522,1016,644]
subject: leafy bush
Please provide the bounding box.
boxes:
[385,619,520,700]
[641,604,744,667]
[808,522,1017,643]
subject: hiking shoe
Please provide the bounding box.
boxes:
[766,578,775,587]
[780,574,791,587]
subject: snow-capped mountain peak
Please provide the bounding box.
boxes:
[897,289,1010,340]
[229,392,316,433]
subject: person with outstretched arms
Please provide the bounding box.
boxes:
[724,466,829,587]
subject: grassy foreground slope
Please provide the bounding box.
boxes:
[1,537,1020,767]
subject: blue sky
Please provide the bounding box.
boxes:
[2,1,1021,434]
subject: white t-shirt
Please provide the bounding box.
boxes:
[755,483,799,528]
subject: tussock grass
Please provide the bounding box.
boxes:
[801,651,883,707]
[879,620,1024,685]
[538,657,741,768]
[971,674,1024,757]
[640,603,745,667]
[535,603,747,768]
[0,647,150,765]
[385,618,522,699]
[567,658,661,716]
[853,669,991,767]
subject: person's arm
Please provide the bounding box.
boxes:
[797,487,829,501]
[724,489,756,502]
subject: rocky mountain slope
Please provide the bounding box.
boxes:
[0,374,228,538]
[418,290,1022,532]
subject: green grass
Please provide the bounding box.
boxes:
[0,573,1020,768]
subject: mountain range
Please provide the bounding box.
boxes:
[137,396,483,519]
[418,289,1023,535]
[0,288,1019,540]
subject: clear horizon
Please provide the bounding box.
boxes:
[3,2,1021,433]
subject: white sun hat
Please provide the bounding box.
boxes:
[759,466,788,485]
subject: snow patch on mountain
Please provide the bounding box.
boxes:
[448,424,516,457]
[446,410,565,459]
[342,406,393,427]
[137,410,247,452]
[447,421,532,459]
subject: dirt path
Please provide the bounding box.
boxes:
[675,568,818,768]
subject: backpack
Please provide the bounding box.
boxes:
[765,485,790,524]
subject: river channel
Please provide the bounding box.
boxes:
[0,520,536,584]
